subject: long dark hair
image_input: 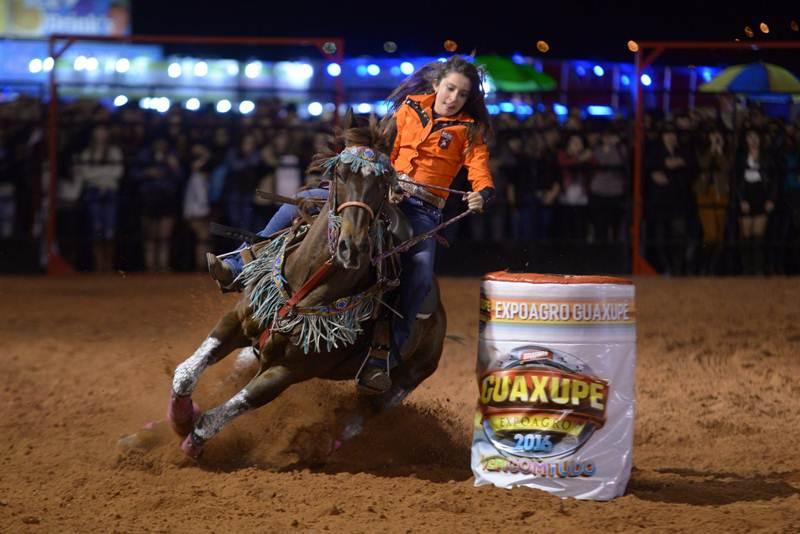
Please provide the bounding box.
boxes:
[382,55,492,151]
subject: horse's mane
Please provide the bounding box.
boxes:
[307,115,389,175]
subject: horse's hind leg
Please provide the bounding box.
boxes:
[181,363,296,459]
[331,361,437,452]
[333,309,446,450]
[168,311,249,436]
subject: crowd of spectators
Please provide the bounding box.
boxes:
[1,95,799,275]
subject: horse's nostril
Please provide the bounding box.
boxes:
[337,240,354,264]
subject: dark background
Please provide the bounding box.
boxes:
[130,6,799,66]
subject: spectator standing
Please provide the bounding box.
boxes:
[0,131,14,239]
[589,128,628,243]
[183,143,213,270]
[223,133,264,232]
[504,133,536,241]
[734,129,777,275]
[73,124,124,271]
[695,127,732,273]
[644,123,696,275]
[556,132,592,242]
[134,136,181,272]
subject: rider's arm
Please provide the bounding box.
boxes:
[388,107,408,164]
[463,131,494,202]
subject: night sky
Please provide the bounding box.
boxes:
[129,6,797,65]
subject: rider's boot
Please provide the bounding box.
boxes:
[206,253,239,293]
[356,321,395,395]
[356,352,392,395]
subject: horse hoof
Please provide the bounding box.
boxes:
[180,433,204,460]
[167,393,201,437]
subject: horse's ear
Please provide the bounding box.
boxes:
[368,114,381,144]
[342,107,356,130]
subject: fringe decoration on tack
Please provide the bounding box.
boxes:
[237,230,383,354]
[320,145,393,178]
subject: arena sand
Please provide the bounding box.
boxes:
[1,275,799,532]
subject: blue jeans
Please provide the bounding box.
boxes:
[223,188,329,276]
[84,187,118,240]
[392,197,441,355]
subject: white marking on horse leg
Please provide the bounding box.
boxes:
[172,337,222,396]
[234,347,258,372]
[193,390,251,442]
[415,312,431,319]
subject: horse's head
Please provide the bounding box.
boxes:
[318,110,395,270]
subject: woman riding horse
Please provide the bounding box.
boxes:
[169,114,450,459]
[207,55,495,393]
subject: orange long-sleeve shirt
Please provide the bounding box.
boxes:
[390,93,494,200]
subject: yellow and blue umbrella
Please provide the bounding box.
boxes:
[700,62,800,94]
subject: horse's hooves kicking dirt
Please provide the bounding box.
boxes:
[288,424,337,466]
[117,420,173,453]
[167,393,201,437]
[180,433,204,460]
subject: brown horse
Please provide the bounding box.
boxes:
[168,112,447,459]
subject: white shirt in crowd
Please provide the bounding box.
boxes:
[183,170,210,219]
[74,146,124,192]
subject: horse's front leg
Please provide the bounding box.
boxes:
[168,311,248,436]
[181,361,296,459]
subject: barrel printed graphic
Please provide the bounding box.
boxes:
[471,272,636,501]
[478,346,608,459]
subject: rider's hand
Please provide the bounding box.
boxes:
[465,191,485,213]
[389,187,406,204]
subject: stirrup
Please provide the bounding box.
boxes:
[355,346,392,395]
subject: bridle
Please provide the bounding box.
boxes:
[320,143,479,267]
[336,200,375,222]
[322,145,394,255]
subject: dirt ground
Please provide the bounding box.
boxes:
[1,274,799,533]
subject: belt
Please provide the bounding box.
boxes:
[398,175,446,210]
